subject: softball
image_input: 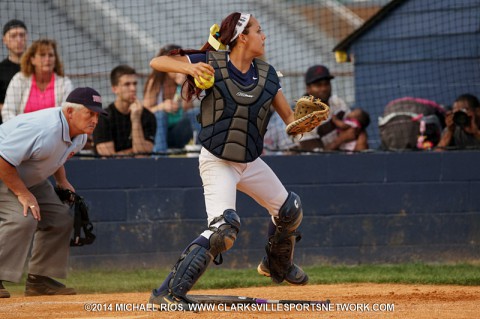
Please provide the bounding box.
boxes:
[194,73,214,90]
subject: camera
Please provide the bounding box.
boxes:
[453,110,471,127]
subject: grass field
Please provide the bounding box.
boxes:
[2,263,479,319]
[5,262,480,295]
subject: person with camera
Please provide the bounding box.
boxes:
[436,93,480,150]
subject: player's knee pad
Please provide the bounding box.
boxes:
[169,244,213,298]
[208,209,241,264]
[275,191,303,233]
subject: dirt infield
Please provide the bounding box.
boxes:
[1,284,478,318]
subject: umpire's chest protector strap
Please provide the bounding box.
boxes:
[198,51,280,163]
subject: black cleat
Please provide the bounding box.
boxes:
[257,256,309,285]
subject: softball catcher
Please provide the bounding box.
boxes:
[148,12,327,307]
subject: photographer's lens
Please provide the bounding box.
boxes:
[453,111,470,127]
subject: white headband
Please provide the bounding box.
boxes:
[231,13,251,43]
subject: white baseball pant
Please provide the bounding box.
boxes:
[198,147,288,238]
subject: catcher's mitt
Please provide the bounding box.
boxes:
[286,95,330,135]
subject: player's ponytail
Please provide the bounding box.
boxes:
[200,12,252,51]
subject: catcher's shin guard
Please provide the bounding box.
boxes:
[261,192,308,285]
[168,244,213,302]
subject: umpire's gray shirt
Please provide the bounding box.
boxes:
[0,107,86,187]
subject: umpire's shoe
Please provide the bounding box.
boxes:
[148,289,194,311]
[25,274,76,296]
[0,280,10,298]
[257,256,309,285]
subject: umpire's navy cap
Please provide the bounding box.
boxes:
[66,87,107,115]
[305,65,334,85]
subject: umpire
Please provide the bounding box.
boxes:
[0,87,106,298]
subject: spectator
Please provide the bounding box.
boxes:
[148,12,307,307]
[2,39,73,122]
[297,65,350,151]
[0,87,107,298]
[436,94,480,150]
[0,19,28,124]
[143,44,201,153]
[93,65,156,156]
[324,108,371,152]
[263,111,297,154]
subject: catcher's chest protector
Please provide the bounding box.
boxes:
[198,51,280,163]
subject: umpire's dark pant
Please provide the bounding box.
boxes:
[0,179,72,283]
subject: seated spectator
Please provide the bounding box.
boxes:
[2,39,73,122]
[93,65,156,156]
[143,44,201,153]
[297,64,350,151]
[324,108,371,152]
[0,19,28,124]
[436,94,480,150]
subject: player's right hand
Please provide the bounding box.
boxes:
[189,62,214,83]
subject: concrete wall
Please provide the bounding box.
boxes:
[66,151,480,269]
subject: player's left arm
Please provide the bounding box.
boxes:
[272,90,294,125]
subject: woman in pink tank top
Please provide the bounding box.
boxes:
[1,39,73,122]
